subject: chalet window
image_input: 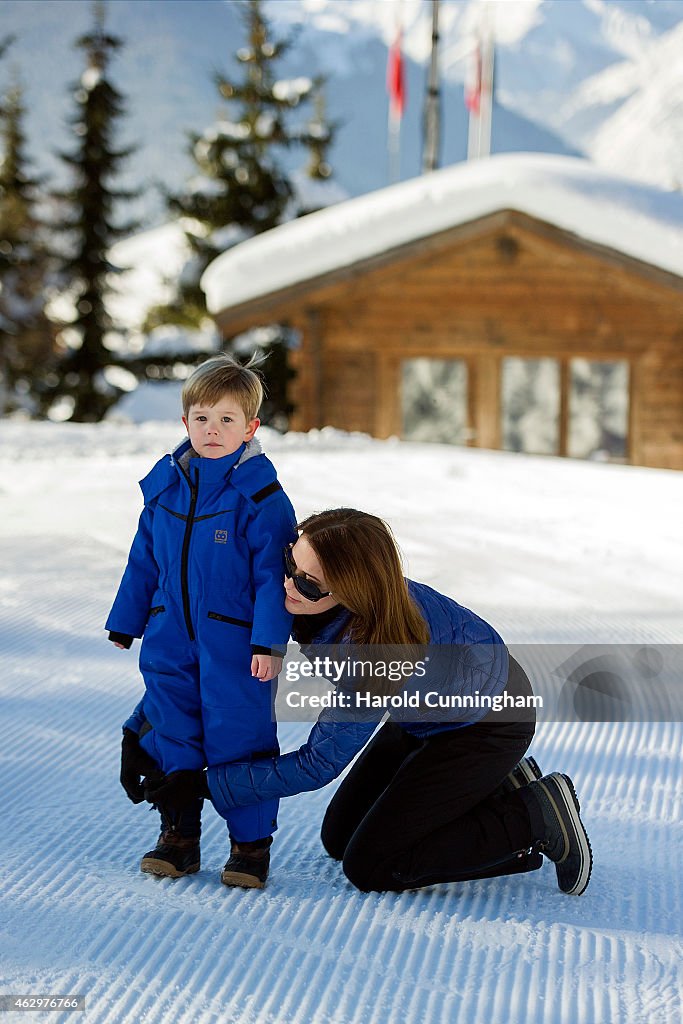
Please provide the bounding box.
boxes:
[567,359,629,461]
[401,359,469,445]
[501,357,560,455]
[501,356,629,461]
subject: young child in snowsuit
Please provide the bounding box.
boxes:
[107,355,296,888]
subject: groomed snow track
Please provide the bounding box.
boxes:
[1,425,681,1024]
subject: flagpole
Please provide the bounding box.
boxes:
[466,11,494,161]
[388,112,401,185]
[386,0,405,185]
[466,39,481,160]
[479,12,494,158]
[422,0,440,173]
[465,25,483,161]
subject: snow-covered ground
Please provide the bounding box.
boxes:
[1,422,681,1024]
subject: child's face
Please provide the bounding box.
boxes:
[183,398,259,459]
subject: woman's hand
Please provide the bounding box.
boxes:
[251,653,283,681]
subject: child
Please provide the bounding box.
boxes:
[107,354,296,888]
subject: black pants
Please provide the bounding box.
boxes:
[320,658,541,892]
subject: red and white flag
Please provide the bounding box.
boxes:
[387,29,406,121]
[465,42,482,115]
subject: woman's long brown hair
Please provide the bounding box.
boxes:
[298,508,430,647]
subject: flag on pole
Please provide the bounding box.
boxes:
[387,29,406,121]
[465,42,482,114]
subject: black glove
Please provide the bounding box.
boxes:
[144,769,210,813]
[120,728,164,804]
[109,632,134,649]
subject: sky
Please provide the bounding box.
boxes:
[4,0,683,227]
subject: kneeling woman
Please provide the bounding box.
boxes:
[143,508,592,895]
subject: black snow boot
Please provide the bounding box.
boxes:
[140,805,202,878]
[221,836,272,890]
[519,772,593,896]
[501,755,542,794]
[140,829,200,878]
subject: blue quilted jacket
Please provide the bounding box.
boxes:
[205,580,509,817]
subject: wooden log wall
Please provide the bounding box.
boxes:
[283,219,683,469]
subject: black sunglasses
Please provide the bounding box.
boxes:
[284,545,331,602]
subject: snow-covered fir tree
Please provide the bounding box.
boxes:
[50,1,140,422]
[147,0,338,427]
[0,68,56,416]
[295,82,337,218]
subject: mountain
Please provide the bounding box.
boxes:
[268,0,683,192]
[561,18,683,189]
[3,0,683,228]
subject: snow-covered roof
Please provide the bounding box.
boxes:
[202,153,683,315]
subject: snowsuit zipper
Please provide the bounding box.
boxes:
[181,479,198,641]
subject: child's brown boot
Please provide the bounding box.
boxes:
[221,836,272,889]
[140,829,200,878]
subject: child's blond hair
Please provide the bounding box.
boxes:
[182,354,263,420]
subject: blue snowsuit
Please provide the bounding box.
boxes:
[124,580,509,820]
[108,436,297,841]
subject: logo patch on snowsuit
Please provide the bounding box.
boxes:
[215,529,228,544]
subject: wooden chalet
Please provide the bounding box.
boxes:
[203,156,683,470]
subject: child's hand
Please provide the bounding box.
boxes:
[251,654,283,682]
[108,632,134,650]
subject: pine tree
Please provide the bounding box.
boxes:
[50,0,140,422]
[295,80,336,217]
[0,36,14,63]
[0,72,56,416]
[147,0,337,427]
